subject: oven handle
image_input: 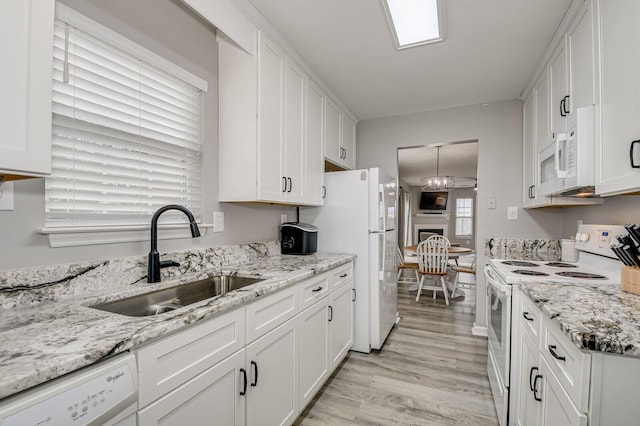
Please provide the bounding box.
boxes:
[484,266,511,296]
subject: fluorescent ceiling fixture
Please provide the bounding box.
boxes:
[382,0,445,50]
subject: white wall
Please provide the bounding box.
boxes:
[356,100,564,331]
[0,0,294,270]
[562,195,640,236]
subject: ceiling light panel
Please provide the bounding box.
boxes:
[382,0,445,49]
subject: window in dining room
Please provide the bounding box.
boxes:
[455,198,473,237]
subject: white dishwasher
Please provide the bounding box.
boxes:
[0,352,138,426]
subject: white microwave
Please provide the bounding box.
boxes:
[538,106,595,197]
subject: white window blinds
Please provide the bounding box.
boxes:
[46,9,205,227]
[455,198,473,237]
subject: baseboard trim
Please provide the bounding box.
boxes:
[472,323,488,337]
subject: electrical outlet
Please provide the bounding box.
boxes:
[213,211,224,232]
[281,214,288,224]
[487,197,496,210]
[507,206,518,220]
[0,182,15,211]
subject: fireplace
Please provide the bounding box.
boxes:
[414,224,448,243]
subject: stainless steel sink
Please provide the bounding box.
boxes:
[91,275,264,317]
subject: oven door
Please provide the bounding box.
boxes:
[538,134,569,196]
[485,266,512,426]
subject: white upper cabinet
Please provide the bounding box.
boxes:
[534,70,553,150]
[324,97,357,170]
[305,79,325,205]
[596,0,640,196]
[218,31,324,205]
[523,92,541,208]
[567,1,595,111]
[0,0,54,179]
[550,38,569,135]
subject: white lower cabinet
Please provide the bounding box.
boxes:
[246,317,299,426]
[299,297,330,408]
[329,282,354,368]
[136,261,354,426]
[138,349,246,426]
[539,357,587,426]
[514,324,541,426]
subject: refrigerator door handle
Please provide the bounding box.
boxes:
[379,232,385,282]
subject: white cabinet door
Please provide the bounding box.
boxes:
[138,349,246,426]
[596,0,640,196]
[568,0,595,111]
[329,282,354,368]
[304,79,325,205]
[535,70,553,150]
[550,38,569,135]
[283,59,306,204]
[299,297,330,408]
[246,316,299,426]
[324,97,342,165]
[0,0,54,178]
[540,358,587,426]
[341,113,356,170]
[523,92,537,208]
[514,324,542,426]
[257,35,285,202]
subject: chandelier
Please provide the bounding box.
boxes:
[420,146,455,191]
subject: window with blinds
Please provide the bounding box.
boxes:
[455,197,473,237]
[46,7,206,228]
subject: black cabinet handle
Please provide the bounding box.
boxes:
[340,273,348,278]
[630,140,640,168]
[523,312,534,322]
[548,345,566,361]
[560,98,566,117]
[250,360,258,387]
[529,366,538,391]
[282,177,287,192]
[563,95,570,114]
[328,305,333,321]
[322,185,326,199]
[352,288,356,302]
[240,368,247,395]
[343,148,347,160]
[312,286,323,292]
[287,177,292,193]
[533,374,543,402]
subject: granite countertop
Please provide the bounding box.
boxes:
[0,252,354,400]
[518,281,640,358]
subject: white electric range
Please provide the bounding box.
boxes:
[485,224,625,426]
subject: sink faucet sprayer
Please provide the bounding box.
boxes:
[148,204,201,283]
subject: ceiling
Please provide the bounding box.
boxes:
[398,142,478,188]
[246,0,572,120]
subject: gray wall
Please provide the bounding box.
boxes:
[562,195,640,236]
[356,99,564,331]
[0,0,294,270]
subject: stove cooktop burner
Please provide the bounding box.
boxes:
[545,262,578,268]
[555,271,607,279]
[512,269,549,276]
[502,261,539,267]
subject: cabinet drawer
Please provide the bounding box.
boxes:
[137,307,245,408]
[541,316,590,412]
[518,293,542,345]
[330,262,353,291]
[300,273,330,310]
[246,284,299,343]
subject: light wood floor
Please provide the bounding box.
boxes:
[294,280,499,426]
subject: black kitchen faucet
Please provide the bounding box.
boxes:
[148,204,201,283]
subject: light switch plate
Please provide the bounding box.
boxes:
[507,206,518,220]
[280,214,288,224]
[213,211,224,232]
[0,182,15,211]
[487,197,496,210]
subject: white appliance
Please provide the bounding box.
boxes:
[0,353,138,426]
[302,168,398,353]
[538,106,596,196]
[485,224,624,426]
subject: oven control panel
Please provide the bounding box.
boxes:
[575,224,627,258]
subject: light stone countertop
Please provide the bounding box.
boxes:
[0,252,354,400]
[518,281,640,357]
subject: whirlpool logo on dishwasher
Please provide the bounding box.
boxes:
[106,371,125,383]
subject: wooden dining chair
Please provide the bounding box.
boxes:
[416,236,451,305]
[396,246,419,285]
[450,255,476,297]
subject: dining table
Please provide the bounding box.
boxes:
[402,245,474,298]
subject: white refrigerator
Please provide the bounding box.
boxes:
[301,168,398,353]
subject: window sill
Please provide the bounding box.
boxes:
[37,224,212,248]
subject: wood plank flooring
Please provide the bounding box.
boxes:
[294,280,499,425]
